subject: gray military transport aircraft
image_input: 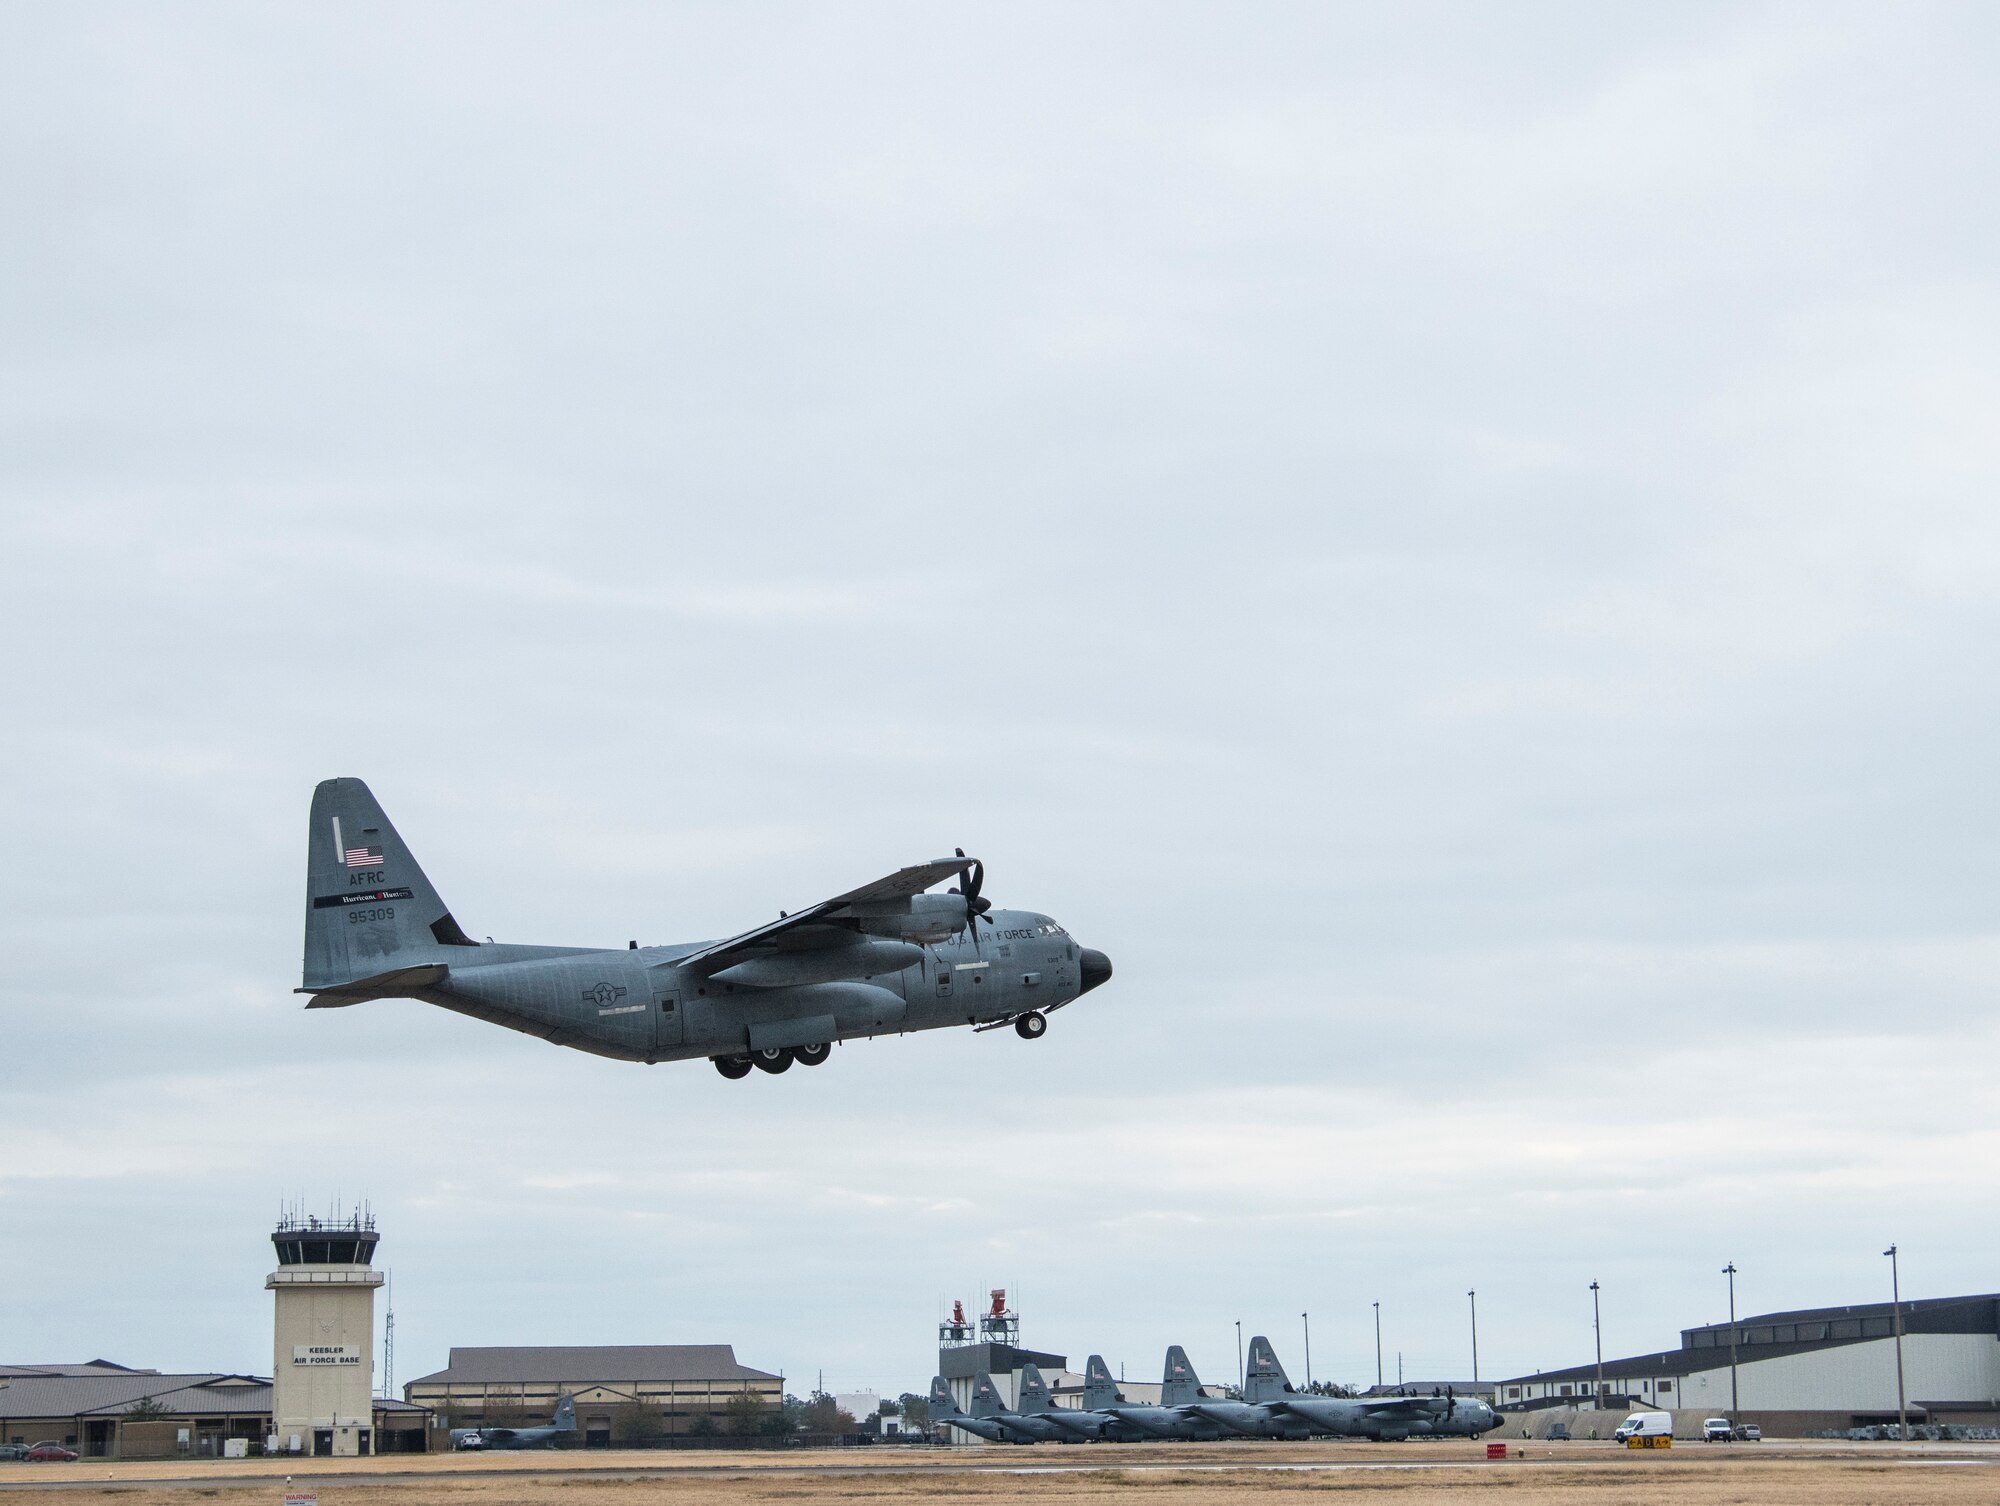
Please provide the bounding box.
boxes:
[450,1395,576,1450]
[1084,1348,1222,1440]
[930,1342,1500,1447]
[1234,1336,1501,1441]
[301,779,1111,1078]
[928,1374,1039,1444]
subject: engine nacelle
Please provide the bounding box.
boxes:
[847,892,971,945]
[710,936,925,989]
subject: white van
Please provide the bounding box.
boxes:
[1614,1411,1674,1442]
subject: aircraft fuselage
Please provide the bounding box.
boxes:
[378,908,1088,1064]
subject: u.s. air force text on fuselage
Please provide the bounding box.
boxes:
[299,778,1112,1079]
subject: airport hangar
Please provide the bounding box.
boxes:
[1495,1292,2000,1434]
[0,1362,430,1460]
[404,1345,783,1445]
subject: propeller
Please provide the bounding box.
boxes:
[950,847,993,949]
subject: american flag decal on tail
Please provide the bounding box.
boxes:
[344,846,383,868]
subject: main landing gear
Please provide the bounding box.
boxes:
[711,1043,833,1079]
[1014,1011,1047,1040]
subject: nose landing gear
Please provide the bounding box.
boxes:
[712,1055,752,1079]
[1014,1011,1047,1040]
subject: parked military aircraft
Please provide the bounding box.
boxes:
[1238,1336,1502,1440]
[450,1394,576,1450]
[1013,1363,1118,1441]
[928,1376,1016,1443]
[301,779,1111,1078]
[1086,1350,1226,1441]
[928,1373,1063,1444]
[1173,1339,1314,1439]
[930,1343,1498,1447]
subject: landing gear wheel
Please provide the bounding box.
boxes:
[793,1042,831,1067]
[712,1055,752,1080]
[752,1047,793,1074]
[1014,1011,1047,1040]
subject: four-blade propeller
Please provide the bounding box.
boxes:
[950,847,993,949]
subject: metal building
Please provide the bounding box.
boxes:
[403,1344,781,1444]
[1495,1292,2000,1434]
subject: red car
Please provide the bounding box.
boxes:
[25,1444,78,1462]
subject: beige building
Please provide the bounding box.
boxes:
[266,1212,385,1456]
[0,1362,429,1459]
[405,1345,781,1444]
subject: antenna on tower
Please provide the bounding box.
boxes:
[382,1270,395,1399]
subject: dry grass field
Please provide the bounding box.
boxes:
[2,1441,1995,1506]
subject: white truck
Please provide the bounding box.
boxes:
[1614,1410,1675,1446]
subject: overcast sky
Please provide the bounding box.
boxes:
[3,1,1996,1402]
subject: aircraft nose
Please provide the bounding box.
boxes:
[1078,948,1113,995]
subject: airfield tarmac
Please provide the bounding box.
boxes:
[2,1439,1997,1506]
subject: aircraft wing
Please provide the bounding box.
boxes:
[675,858,973,970]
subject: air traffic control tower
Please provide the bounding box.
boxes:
[267,1209,383,1456]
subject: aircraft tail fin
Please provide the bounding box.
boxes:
[968,1373,1006,1417]
[1161,1345,1201,1406]
[551,1394,576,1430]
[1017,1363,1056,1415]
[1242,1335,1292,1404]
[1082,1355,1119,1409]
[302,778,478,992]
[929,1376,962,1419]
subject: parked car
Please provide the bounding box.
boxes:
[25,1444,78,1462]
[0,1444,30,1461]
[1546,1422,1571,1441]
[1702,1417,1734,1442]
[1733,1424,1762,1442]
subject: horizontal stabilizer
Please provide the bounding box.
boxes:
[300,963,449,1006]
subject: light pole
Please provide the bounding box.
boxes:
[1235,1320,1243,1395]
[1590,1282,1603,1411]
[1722,1263,1739,1421]
[1468,1291,1479,1384]
[1373,1302,1383,1389]
[1302,1313,1312,1390]
[1884,1245,1907,1438]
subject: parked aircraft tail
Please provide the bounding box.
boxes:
[1160,1345,1202,1407]
[1082,1355,1119,1410]
[1017,1364,1057,1414]
[551,1394,576,1430]
[968,1373,1007,1417]
[302,777,478,994]
[929,1376,963,1419]
[1242,1335,1292,1404]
